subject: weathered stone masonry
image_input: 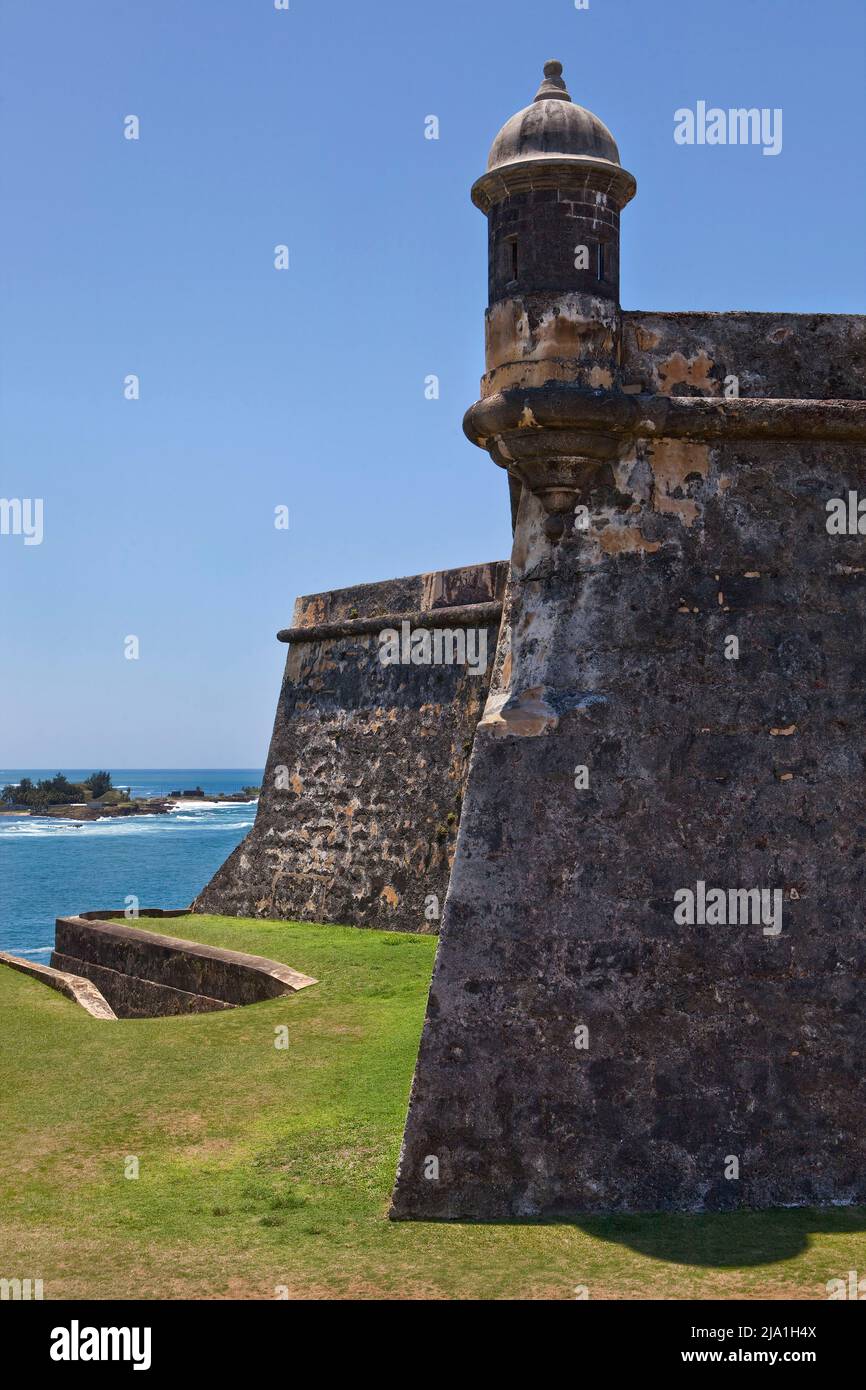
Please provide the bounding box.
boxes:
[195,562,507,932]
[390,61,866,1217]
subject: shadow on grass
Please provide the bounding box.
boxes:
[588,1207,866,1268]
[488,1206,866,1269]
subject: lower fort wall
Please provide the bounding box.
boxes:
[393,431,866,1217]
[193,562,508,933]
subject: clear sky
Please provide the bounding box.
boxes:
[2,0,864,766]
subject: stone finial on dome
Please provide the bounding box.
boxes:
[534,59,571,103]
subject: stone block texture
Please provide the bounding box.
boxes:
[622,311,866,401]
[193,563,507,933]
[391,433,866,1218]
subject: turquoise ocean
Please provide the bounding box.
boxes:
[0,770,261,957]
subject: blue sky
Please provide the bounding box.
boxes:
[2,0,864,765]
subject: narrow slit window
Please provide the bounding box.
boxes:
[597,242,607,280]
[509,238,519,282]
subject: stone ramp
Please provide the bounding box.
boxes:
[0,950,117,1019]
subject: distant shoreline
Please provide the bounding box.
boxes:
[0,792,259,822]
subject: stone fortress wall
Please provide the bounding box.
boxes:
[621,311,866,401]
[390,62,866,1218]
[194,562,507,933]
[393,425,866,1217]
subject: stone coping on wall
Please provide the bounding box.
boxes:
[277,599,504,644]
[0,949,117,1020]
[58,911,318,996]
[288,561,509,632]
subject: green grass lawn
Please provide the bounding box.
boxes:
[1,914,863,1300]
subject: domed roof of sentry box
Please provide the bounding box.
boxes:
[486,60,622,172]
[471,60,636,214]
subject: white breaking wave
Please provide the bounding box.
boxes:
[0,805,256,840]
[167,798,257,811]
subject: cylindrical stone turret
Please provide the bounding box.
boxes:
[465,60,636,535]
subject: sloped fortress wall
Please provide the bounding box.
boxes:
[392,419,866,1217]
[194,562,507,933]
